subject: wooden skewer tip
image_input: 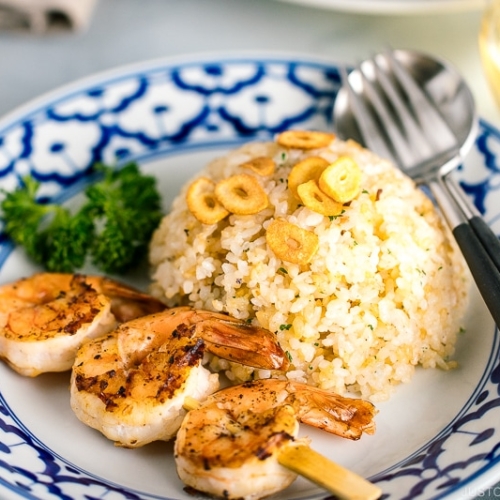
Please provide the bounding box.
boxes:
[278,443,381,500]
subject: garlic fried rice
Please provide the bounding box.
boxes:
[149,132,470,401]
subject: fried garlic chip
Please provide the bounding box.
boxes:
[276,130,335,150]
[240,156,276,176]
[297,180,344,217]
[266,219,319,265]
[288,156,330,199]
[319,156,362,204]
[186,177,229,224]
[215,173,268,215]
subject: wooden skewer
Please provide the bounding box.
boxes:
[182,398,381,500]
[182,396,201,411]
[278,443,381,500]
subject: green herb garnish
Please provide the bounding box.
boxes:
[1,162,162,274]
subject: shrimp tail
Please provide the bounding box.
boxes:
[289,382,377,440]
[192,313,289,371]
[86,276,166,322]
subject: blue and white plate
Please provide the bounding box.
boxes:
[0,53,499,500]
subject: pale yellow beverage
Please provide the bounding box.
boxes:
[480,0,500,107]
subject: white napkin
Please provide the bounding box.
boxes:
[0,0,98,33]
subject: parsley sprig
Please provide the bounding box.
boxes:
[1,162,162,274]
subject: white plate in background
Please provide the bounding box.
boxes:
[275,0,485,14]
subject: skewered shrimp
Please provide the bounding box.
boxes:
[70,307,289,448]
[0,272,165,323]
[174,379,377,500]
[0,272,165,377]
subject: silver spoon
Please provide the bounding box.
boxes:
[333,49,500,327]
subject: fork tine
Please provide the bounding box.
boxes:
[340,66,397,165]
[385,51,458,152]
[356,59,420,170]
[371,54,434,160]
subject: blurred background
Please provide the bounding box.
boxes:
[0,0,493,120]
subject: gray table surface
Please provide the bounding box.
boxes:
[0,0,498,498]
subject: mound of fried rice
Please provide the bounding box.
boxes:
[149,134,470,401]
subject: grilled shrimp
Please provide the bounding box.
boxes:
[0,273,165,377]
[70,307,289,448]
[0,272,165,323]
[174,379,377,500]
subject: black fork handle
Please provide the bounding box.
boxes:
[469,215,500,272]
[453,222,500,328]
[430,179,500,329]
[444,174,500,272]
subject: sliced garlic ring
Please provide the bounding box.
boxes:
[276,130,335,150]
[288,156,330,199]
[215,174,268,215]
[297,180,344,217]
[266,219,319,265]
[186,177,229,224]
[240,156,276,176]
[319,156,362,204]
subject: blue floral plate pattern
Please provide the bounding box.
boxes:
[0,54,499,500]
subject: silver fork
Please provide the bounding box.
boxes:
[336,50,500,328]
